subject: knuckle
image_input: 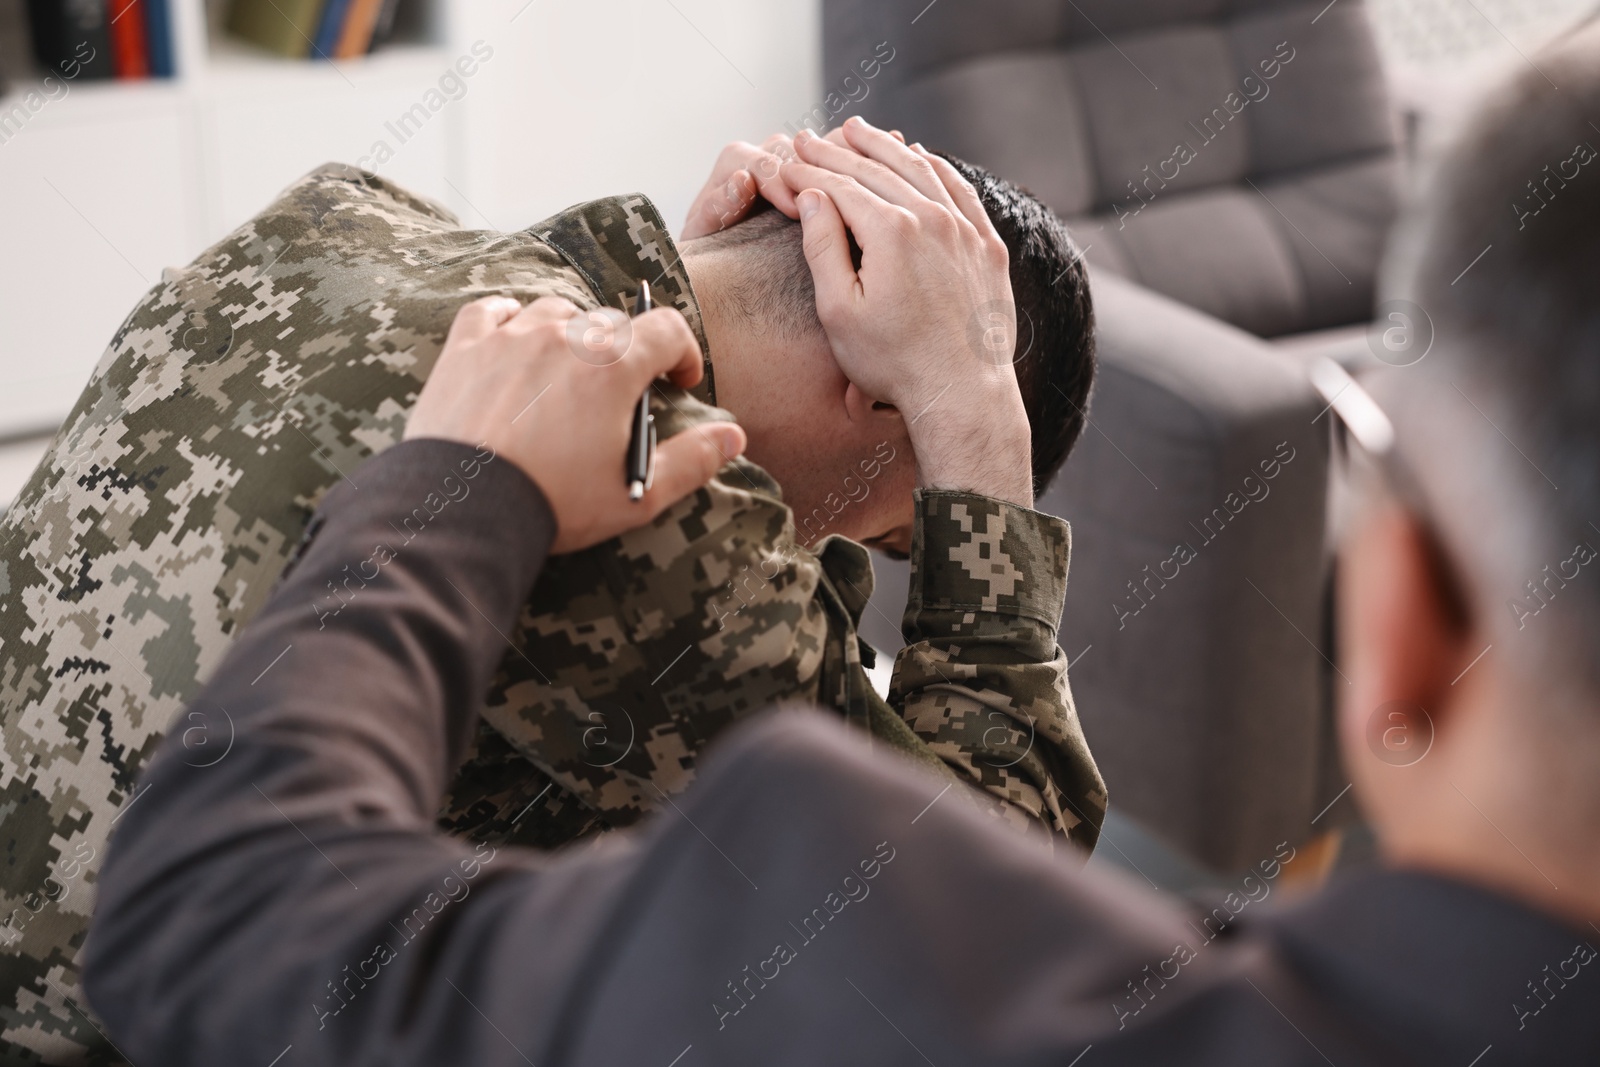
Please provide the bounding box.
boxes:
[803,221,834,251]
[922,205,958,233]
[638,308,687,346]
[814,288,847,324]
[861,159,893,183]
[454,298,489,322]
[532,295,577,315]
[821,172,858,198]
[754,151,784,177]
[534,319,568,348]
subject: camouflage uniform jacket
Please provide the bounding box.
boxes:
[0,164,1105,1063]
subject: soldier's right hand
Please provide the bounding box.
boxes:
[783,117,1035,508]
[405,295,747,553]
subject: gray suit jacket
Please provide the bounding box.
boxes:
[84,439,1598,1066]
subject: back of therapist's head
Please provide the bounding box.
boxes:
[1380,19,1600,733]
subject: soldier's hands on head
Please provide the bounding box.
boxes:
[406,295,747,553]
[782,116,1034,507]
[679,126,896,240]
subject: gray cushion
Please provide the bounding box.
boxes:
[1046,272,1336,872]
[1084,186,1309,337]
[886,52,1101,215]
[824,0,1399,337]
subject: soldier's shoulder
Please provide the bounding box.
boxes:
[189,164,461,271]
[293,163,460,226]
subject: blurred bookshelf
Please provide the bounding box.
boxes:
[0,0,466,468]
[201,0,451,82]
[1,0,453,97]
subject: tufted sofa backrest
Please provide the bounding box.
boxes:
[822,0,1400,337]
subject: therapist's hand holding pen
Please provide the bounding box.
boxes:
[405,294,746,553]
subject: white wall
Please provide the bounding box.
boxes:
[0,83,199,439]
[445,0,821,239]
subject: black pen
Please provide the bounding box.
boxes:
[626,280,656,501]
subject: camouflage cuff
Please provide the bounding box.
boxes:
[905,490,1072,633]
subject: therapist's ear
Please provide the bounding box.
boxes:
[1340,502,1476,779]
[843,381,902,424]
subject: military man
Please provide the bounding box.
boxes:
[0,117,1102,1061]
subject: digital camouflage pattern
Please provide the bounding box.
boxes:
[0,164,1104,1063]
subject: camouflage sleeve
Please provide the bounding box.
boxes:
[889,490,1107,851]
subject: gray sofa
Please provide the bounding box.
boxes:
[832,0,1400,871]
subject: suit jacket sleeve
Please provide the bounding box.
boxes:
[80,438,1165,1067]
[890,490,1108,849]
[79,437,637,1064]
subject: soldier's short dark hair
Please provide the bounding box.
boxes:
[690,154,1095,497]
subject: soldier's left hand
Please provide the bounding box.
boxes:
[680,127,898,240]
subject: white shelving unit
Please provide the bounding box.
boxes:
[0,0,464,454]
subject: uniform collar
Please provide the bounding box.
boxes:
[529,194,716,406]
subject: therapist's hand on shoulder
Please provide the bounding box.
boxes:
[405,295,746,553]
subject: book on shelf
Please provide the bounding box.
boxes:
[226,0,322,58]
[334,0,383,58]
[227,0,412,60]
[369,0,401,51]
[311,0,351,58]
[24,0,115,81]
[144,0,171,75]
[107,0,149,77]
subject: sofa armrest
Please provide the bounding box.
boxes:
[865,271,1338,872]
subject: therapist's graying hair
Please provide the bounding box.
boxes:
[685,153,1096,496]
[1381,22,1600,713]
